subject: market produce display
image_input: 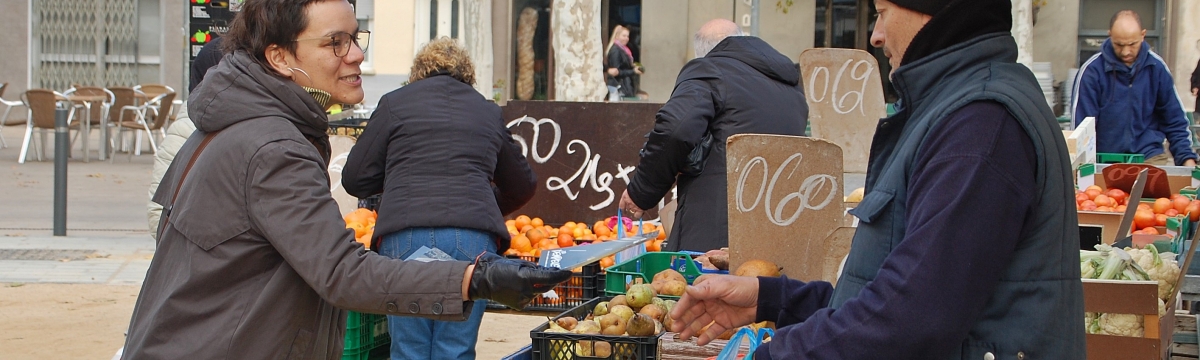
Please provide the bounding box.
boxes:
[1080,244,1181,337]
[1075,185,1200,234]
[503,214,668,269]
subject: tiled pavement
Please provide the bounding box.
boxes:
[0,235,154,285]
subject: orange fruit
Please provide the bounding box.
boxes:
[505,219,516,228]
[600,256,615,269]
[557,233,575,248]
[646,240,661,252]
[511,234,533,252]
[593,221,611,236]
[515,215,532,230]
[573,227,585,238]
[564,221,577,229]
[520,224,534,233]
[504,248,519,256]
[527,228,547,243]
[531,217,544,228]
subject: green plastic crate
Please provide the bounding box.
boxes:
[604,252,702,299]
[1096,153,1144,164]
[342,311,390,360]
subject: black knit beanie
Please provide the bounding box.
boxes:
[885,0,953,15]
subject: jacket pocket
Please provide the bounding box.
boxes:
[847,189,894,224]
[170,206,250,251]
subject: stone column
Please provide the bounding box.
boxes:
[1012,0,1034,69]
[464,0,494,98]
[551,0,607,101]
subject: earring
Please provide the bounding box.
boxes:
[288,67,313,85]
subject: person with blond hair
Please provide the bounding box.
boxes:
[605,25,641,99]
[342,36,537,360]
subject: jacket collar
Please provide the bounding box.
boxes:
[891,32,1017,113]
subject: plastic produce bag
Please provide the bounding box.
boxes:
[715,327,774,360]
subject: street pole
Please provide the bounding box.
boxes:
[53,107,68,236]
[751,0,760,36]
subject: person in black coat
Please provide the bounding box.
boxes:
[1192,57,1199,115]
[606,25,641,98]
[618,19,808,252]
[341,37,537,360]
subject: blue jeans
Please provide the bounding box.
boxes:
[378,227,498,360]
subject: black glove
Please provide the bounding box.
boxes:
[468,253,573,310]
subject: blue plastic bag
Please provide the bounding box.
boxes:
[716,327,775,360]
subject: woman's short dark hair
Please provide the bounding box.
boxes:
[222,0,325,70]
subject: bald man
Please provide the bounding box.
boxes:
[619,19,808,252]
[1072,10,1197,166]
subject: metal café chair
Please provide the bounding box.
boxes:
[111,90,176,162]
[62,86,114,162]
[19,89,76,164]
[0,82,28,148]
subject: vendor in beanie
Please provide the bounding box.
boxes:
[667,0,1086,359]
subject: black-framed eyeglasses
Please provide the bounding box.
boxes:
[294,30,371,57]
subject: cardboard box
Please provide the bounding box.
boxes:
[1082,279,1172,360]
[1078,211,1126,247]
[1066,117,1096,170]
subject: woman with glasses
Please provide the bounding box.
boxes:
[341,37,537,360]
[121,1,570,359]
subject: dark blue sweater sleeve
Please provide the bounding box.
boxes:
[755,101,1035,359]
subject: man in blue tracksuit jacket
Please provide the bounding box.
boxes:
[1072,10,1197,166]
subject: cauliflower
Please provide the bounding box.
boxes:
[1098,313,1143,337]
[1125,246,1182,300]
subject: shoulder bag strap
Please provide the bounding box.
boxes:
[157,130,221,239]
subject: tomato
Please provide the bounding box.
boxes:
[1093,194,1113,208]
[1133,210,1157,229]
[1166,209,1180,217]
[1075,192,1090,204]
[1143,227,1160,235]
[1155,213,1168,227]
[1174,196,1192,213]
[1105,189,1129,205]
[1187,200,1200,222]
[1085,188,1103,200]
[1153,198,1172,214]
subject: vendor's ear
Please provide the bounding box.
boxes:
[264,44,294,78]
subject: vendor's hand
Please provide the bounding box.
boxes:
[634,67,643,75]
[619,190,645,218]
[1192,87,1198,97]
[1185,159,1197,167]
[669,275,760,346]
[607,68,619,77]
[468,253,572,310]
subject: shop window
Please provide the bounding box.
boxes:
[511,0,552,100]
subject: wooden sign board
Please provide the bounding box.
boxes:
[726,134,849,282]
[799,48,886,174]
[327,135,359,216]
[501,101,662,224]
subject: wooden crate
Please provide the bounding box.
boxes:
[1084,279,1173,360]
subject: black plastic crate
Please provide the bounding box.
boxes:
[529,297,662,360]
[357,195,381,211]
[329,118,369,138]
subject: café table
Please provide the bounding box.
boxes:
[65,94,109,162]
